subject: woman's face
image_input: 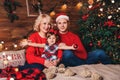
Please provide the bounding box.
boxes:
[39,18,51,33]
[56,18,68,33]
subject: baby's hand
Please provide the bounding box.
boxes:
[20,39,29,47]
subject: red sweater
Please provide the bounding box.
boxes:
[26,32,62,65]
[59,31,87,59]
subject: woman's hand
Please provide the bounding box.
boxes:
[20,39,31,47]
[44,60,54,68]
[52,59,60,66]
[58,43,66,47]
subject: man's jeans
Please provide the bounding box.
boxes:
[61,49,111,67]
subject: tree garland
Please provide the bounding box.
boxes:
[3,0,22,22]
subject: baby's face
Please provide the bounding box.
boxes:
[47,35,56,46]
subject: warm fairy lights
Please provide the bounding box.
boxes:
[0,41,21,52]
[61,4,67,11]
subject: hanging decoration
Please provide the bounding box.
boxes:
[3,0,22,22]
[31,0,43,14]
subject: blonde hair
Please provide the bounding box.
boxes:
[33,14,52,31]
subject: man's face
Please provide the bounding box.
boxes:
[56,18,68,33]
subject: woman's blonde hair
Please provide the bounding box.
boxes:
[33,14,52,31]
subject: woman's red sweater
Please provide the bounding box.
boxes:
[26,32,62,65]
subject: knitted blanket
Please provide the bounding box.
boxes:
[53,64,120,80]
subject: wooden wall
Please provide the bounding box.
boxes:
[0,0,81,42]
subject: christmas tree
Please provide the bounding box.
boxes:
[77,0,120,63]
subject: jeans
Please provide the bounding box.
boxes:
[61,49,111,67]
[19,62,44,71]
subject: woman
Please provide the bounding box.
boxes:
[19,14,62,71]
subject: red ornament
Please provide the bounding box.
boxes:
[89,42,93,46]
[104,20,116,27]
[97,41,101,47]
[73,44,78,49]
[82,14,89,21]
[117,35,120,39]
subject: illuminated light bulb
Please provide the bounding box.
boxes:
[116,10,119,12]
[98,14,101,17]
[88,5,93,9]
[50,11,56,17]
[111,0,115,3]
[61,4,67,11]
[14,68,19,72]
[14,44,17,48]
[117,25,120,28]
[4,60,8,64]
[101,13,103,16]
[7,56,12,60]
[102,2,105,6]
[96,0,100,2]
[10,78,14,80]
[5,47,8,50]
[1,41,4,44]
[76,2,83,10]
[108,15,112,19]
[100,8,103,12]
[2,52,6,55]
[118,7,120,10]
[88,0,94,5]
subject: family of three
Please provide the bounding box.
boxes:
[19,13,111,71]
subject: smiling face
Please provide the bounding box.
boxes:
[56,18,69,34]
[47,34,57,46]
[33,14,52,34]
[39,18,51,34]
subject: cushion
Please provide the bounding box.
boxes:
[0,49,25,69]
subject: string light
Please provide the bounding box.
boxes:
[111,0,115,3]
[88,5,93,9]
[108,15,112,19]
[100,8,103,12]
[1,41,4,44]
[118,7,120,10]
[7,56,12,60]
[13,44,18,48]
[3,60,8,65]
[50,11,56,17]
[76,2,83,10]
[88,0,94,5]
[10,78,14,80]
[61,4,67,11]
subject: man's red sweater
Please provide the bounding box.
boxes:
[59,31,87,60]
[26,32,62,65]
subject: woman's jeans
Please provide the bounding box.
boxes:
[61,49,111,67]
[19,62,44,71]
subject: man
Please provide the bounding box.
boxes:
[55,13,111,66]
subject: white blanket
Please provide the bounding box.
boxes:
[53,64,120,80]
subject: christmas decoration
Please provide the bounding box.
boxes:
[31,0,43,14]
[78,0,120,63]
[3,0,22,22]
